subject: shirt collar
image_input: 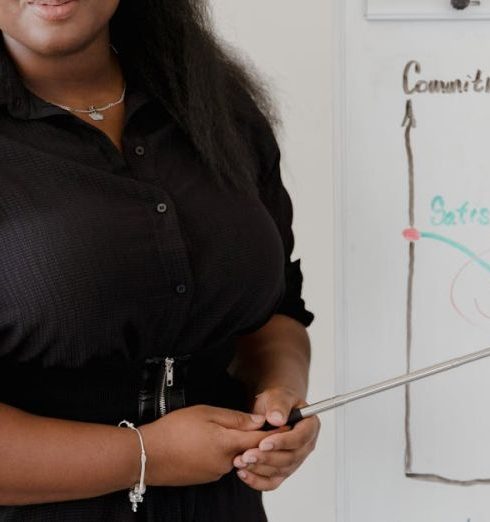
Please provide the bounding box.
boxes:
[0,36,153,125]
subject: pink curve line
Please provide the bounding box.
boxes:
[474,298,490,320]
[450,247,490,327]
[450,258,477,328]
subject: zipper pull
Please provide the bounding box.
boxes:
[165,357,174,387]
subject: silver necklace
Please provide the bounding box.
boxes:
[44,44,125,121]
[49,83,126,121]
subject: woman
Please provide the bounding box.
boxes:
[0,0,320,521]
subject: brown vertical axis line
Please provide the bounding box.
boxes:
[401,98,416,475]
[402,99,416,229]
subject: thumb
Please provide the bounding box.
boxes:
[255,387,298,428]
[208,406,265,431]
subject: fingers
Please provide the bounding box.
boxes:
[232,390,321,492]
[231,425,289,454]
[236,469,286,492]
[257,416,320,452]
[234,437,317,491]
[233,447,306,476]
[205,406,265,431]
[254,387,299,428]
[232,416,320,492]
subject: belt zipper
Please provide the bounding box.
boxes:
[158,357,174,416]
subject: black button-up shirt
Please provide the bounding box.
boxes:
[0,38,314,522]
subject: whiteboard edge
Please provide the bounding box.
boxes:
[365,13,490,21]
[365,0,490,21]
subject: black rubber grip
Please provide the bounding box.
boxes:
[260,408,304,431]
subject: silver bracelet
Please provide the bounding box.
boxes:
[118,420,147,513]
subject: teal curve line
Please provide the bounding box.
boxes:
[420,231,490,273]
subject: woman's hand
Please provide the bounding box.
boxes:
[139,405,275,487]
[233,386,321,491]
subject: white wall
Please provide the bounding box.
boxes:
[210,2,336,521]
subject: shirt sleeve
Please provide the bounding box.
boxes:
[256,141,315,329]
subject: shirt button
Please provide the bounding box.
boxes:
[175,284,187,294]
[156,202,167,213]
[134,145,145,156]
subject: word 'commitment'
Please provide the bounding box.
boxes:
[404,60,490,94]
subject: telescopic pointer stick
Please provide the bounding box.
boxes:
[261,345,490,431]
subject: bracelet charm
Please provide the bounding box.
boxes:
[129,482,146,512]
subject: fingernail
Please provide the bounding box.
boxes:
[260,441,274,451]
[251,414,265,424]
[237,470,247,479]
[270,411,284,424]
[243,454,257,464]
[234,458,247,469]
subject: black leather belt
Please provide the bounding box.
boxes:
[0,352,248,425]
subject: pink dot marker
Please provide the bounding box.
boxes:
[402,228,421,241]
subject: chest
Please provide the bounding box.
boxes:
[0,123,285,365]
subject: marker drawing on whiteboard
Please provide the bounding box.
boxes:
[449,248,490,328]
[402,98,416,479]
[402,229,490,274]
[404,229,490,327]
[403,60,490,95]
[429,195,490,226]
[401,98,490,486]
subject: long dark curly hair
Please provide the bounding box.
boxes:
[110,0,279,194]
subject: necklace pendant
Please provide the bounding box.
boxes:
[88,106,104,121]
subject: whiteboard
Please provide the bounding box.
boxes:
[336,1,490,520]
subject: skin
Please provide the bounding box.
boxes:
[0,0,320,501]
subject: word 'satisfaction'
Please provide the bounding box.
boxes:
[430,195,490,226]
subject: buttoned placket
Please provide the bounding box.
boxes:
[15,80,195,346]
